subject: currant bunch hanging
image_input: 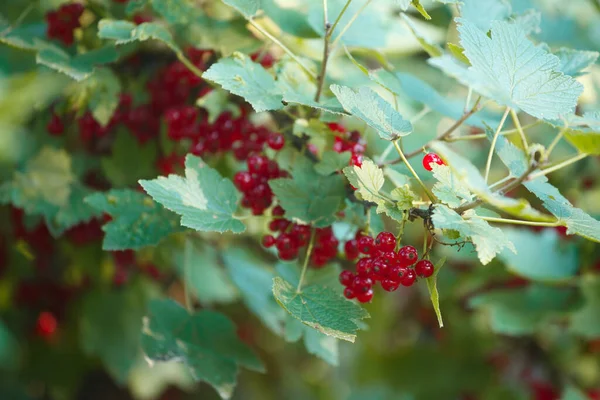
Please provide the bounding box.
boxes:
[45,3,84,46]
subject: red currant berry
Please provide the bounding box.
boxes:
[47,113,64,136]
[399,269,416,286]
[370,258,388,281]
[36,311,58,338]
[344,239,359,260]
[339,270,354,286]
[262,235,276,248]
[276,233,297,253]
[328,122,346,133]
[387,265,407,283]
[356,288,373,303]
[398,245,419,267]
[355,257,373,277]
[267,132,285,150]
[375,231,396,252]
[422,153,444,171]
[381,279,399,292]
[247,154,269,174]
[357,235,375,255]
[415,259,434,278]
[352,276,373,293]
[343,287,356,299]
[278,249,298,261]
[291,224,311,246]
[233,171,254,192]
[272,205,285,216]
[381,251,397,266]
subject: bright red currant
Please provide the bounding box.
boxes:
[375,231,396,252]
[339,270,354,286]
[398,245,419,267]
[262,235,276,248]
[267,132,285,150]
[400,269,416,286]
[357,235,375,255]
[344,287,356,299]
[344,239,359,260]
[381,279,399,292]
[356,288,373,303]
[415,259,434,278]
[36,311,58,338]
[422,153,444,171]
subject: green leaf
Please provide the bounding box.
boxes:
[314,151,351,176]
[343,159,386,205]
[570,276,600,338]
[98,20,180,53]
[432,205,515,265]
[455,19,583,119]
[411,0,431,20]
[498,228,579,282]
[36,44,120,81]
[182,240,238,306]
[331,85,412,141]
[401,14,442,57]
[0,23,48,50]
[261,0,319,38]
[222,0,260,18]
[469,285,580,336]
[141,299,264,399]
[561,386,589,400]
[564,127,600,155]
[101,131,158,187]
[80,286,148,383]
[139,154,245,234]
[0,319,18,368]
[302,326,338,366]
[447,43,471,65]
[85,189,184,250]
[390,185,418,211]
[203,52,283,112]
[196,89,240,123]
[150,0,202,24]
[554,48,599,77]
[125,0,148,15]
[425,257,446,328]
[431,163,474,208]
[459,0,511,32]
[269,156,345,227]
[85,68,121,127]
[272,277,369,342]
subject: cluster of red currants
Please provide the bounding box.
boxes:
[262,211,340,266]
[339,231,434,303]
[328,123,367,167]
[45,2,84,46]
[234,153,287,215]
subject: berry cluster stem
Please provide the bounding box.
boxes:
[296,228,317,293]
[484,106,511,183]
[392,140,435,202]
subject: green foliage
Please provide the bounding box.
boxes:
[221,0,260,18]
[98,20,181,53]
[141,299,264,399]
[36,45,121,81]
[85,189,184,250]
[401,14,442,57]
[140,154,245,234]
[570,276,600,338]
[425,257,446,328]
[314,151,351,176]
[101,131,158,187]
[80,68,121,127]
[554,48,599,77]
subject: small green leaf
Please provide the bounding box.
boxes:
[85,68,121,127]
[196,89,240,123]
[150,0,202,25]
[222,0,260,18]
[314,151,351,176]
[85,189,184,250]
[343,159,386,205]
[141,299,264,400]
[331,85,413,141]
[570,276,600,338]
[0,319,18,368]
[203,52,283,112]
[0,23,48,50]
[447,43,471,65]
[554,48,599,77]
[140,154,245,234]
[425,257,446,328]
[101,131,158,187]
[401,14,442,57]
[411,0,431,20]
[36,44,120,81]
[564,127,600,155]
[390,185,418,211]
[269,156,345,227]
[432,205,515,265]
[431,163,474,208]
[98,20,180,53]
[272,277,369,342]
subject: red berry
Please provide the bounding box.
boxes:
[328,122,346,133]
[351,153,363,167]
[233,171,254,192]
[387,265,407,283]
[355,257,373,277]
[272,205,285,216]
[344,239,359,260]
[381,279,399,292]
[262,235,276,248]
[398,245,418,267]
[36,311,58,338]
[399,269,416,286]
[276,233,297,253]
[47,113,64,135]
[415,259,434,278]
[356,288,373,303]
[375,231,396,252]
[247,155,269,174]
[352,276,373,293]
[357,235,375,255]
[381,251,397,266]
[267,132,285,150]
[344,287,356,299]
[278,249,298,261]
[370,258,388,281]
[291,224,311,246]
[339,270,354,286]
[422,153,444,171]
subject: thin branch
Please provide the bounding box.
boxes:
[393,140,435,202]
[177,52,204,79]
[510,109,529,150]
[484,107,511,183]
[331,0,372,49]
[329,0,353,37]
[297,229,317,293]
[315,0,331,102]
[249,19,318,80]
[529,153,589,180]
[479,216,561,227]
[545,127,567,159]
[445,121,540,142]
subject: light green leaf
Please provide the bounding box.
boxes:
[140,154,245,234]
[85,189,184,250]
[554,48,599,77]
[425,257,446,328]
[390,185,418,211]
[36,44,120,81]
[331,85,413,141]
[269,156,345,227]
[150,0,202,24]
[511,9,542,35]
[455,19,583,119]
[570,276,600,338]
[564,128,600,155]
[85,68,121,127]
[459,0,511,32]
[411,0,431,20]
[499,228,579,281]
[222,0,260,18]
[0,23,48,50]
[401,14,442,57]
[203,52,283,112]
[98,20,180,53]
[447,43,471,65]
[272,277,369,342]
[101,131,158,187]
[196,89,240,123]
[432,205,515,265]
[125,0,148,15]
[141,299,264,400]
[343,159,386,205]
[303,327,338,366]
[314,151,351,176]
[431,163,474,208]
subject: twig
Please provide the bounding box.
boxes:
[529,153,589,180]
[393,140,435,202]
[510,109,529,150]
[296,229,317,293]
[329,0,353,35]
[545,127,567,159]
[479,216,561,227]
[445,122,540,142]
[484,107,511,183]
[331,0,373,49]
[314,0,331,102]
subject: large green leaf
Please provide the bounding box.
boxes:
[272,277,369,342]
[554,48,599,77]
[569,276,600,338]
[0,22,48,50]
[150,0,203,24]
[98,20,181,53]
[269,156,345,227]
[432,205,515,265]
[331,85,412,141]
[85,189,184,250]
[141,299,264,399]
[431,163,473,208]
[459,0,511,32]
[36,44,120,81]
[314,151,351,176]
[140,154,245,234]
